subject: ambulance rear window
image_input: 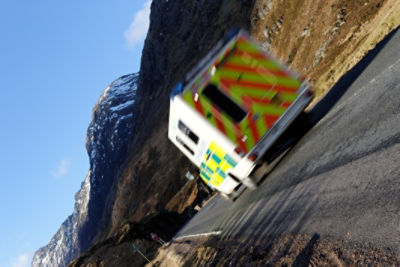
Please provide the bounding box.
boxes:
[176,136,194,155]
[202,84,247,122]
[178,120,199,144]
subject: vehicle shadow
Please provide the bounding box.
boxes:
[257,25,399,186]
[308,26,399,126]
[204,26,400,266]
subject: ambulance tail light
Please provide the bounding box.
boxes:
[249,153,258,162]
[234,147,245,157]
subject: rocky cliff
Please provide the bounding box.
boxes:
[32,173,90,267]
[34,0,400,266]
[99,0,257,239]
[32,73,139,266]
[96,0,400,242]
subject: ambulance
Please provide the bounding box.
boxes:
[168,29,313,199]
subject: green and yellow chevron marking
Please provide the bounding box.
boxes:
[223,83,298,103]
[217,69,300,88]
[228,55,282,71]
[236,38,261,54]
[182,35,302,154]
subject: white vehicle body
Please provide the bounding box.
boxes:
[168,29,313,198]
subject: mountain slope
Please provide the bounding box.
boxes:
[98,0,257,241]
[32,73,139,267]
[32,173,90,267]
[34,0,400,265]
[97,0,400,242]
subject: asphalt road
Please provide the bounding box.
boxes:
[174,27,400,257]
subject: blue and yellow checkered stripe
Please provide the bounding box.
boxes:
[200,142,237,187]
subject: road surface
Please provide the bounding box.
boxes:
[175,28,400,257]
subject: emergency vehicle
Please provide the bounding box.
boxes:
[168,29,314,199]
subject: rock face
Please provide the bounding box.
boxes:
[80,74,139,251]
[32,73,138,267]
[32,173,90,267]
[94,0,257,241]
[33,0,400,265]
[249,0,400,97]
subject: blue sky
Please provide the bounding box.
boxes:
[0,0,151,266]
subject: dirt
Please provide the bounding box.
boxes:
[147,1,400,264]
[68,180,213,267]
[150,233,399,266]
[69,0,400,265]
[103,0,400,244]
[94,0,257,244]
[250,0,400,103]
